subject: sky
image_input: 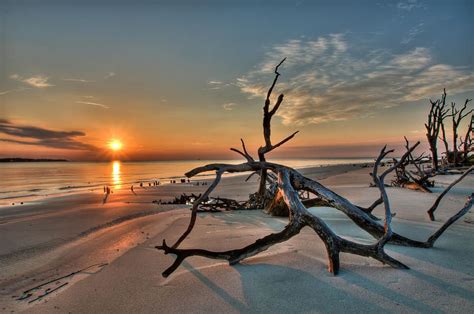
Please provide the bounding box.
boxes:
[0,0,473,161]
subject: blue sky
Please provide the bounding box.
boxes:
[0,0,473,160]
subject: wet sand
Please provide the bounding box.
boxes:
[1,163,473,313]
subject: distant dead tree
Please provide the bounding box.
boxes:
[461,114,473,164]
[425,89,450,172]
[449,99,472,165]
[157,60,473,277]
[435,91,473,167]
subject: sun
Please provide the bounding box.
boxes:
[108,139,123,151]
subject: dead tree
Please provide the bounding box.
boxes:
[425,89,450,172]
[438,94,472,167]
[451,101,473,165]
[157,62,474,277]
[462,115,473,163]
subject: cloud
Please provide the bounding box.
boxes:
[76,100,110,109]
[401,23,424,44]
[0,87,31,96]
[237,34,474,125]
[207,80,236,90]
[62,78,95,83]
[397,0,424,11]
[104,72,116,79]
[208,80,224,90]
[10,74,54,88]
[222,102,237,111]
[191,141,212,146]
[0,119,96,150]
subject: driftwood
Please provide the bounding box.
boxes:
[156,60,473,277]
[391,137,434,193]
[157,156,473,277]
[253,58,298,208]
[154,193,249,212]
[427,165,473,221]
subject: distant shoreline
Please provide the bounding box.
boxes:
[0,158,69,163]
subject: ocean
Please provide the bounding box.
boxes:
[0,158,374,203]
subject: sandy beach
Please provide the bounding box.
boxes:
[0,163,472,313]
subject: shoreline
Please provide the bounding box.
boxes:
[0,162,371,206]
[0,160,374,205]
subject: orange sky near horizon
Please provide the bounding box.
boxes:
[1,1,472,161]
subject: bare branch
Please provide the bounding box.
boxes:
[427,165,473,220]
[171,171,224,248]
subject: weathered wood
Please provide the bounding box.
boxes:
[256,58,298,199]
[427,165,473,221]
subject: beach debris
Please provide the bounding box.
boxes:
[390,137,434,193]
[156,59,474,278]
[153,193,248,212]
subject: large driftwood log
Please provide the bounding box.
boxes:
[158,151,473,277]
[156,60,473,278]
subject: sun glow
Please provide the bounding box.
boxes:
[109,139,123,151]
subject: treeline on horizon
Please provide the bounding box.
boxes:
[0,158,69,163]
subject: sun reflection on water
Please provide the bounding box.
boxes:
[112,161,122,189]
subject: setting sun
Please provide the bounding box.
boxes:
[108,139,123,151]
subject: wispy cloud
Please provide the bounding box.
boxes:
[104,72,116,79]
[10,74,54,88]
[222,102,237,111]
[208,80,224,90]
[401,23,424,44]
[62,78,95,83]
[0,119,96,150]
[76,100,110,109]
[0,87,31,96]
[207,80,236,90]
[238,34,474,125]
[397,0,424,12]
[191,141,212,146]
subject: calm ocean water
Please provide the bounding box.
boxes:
[0,158,373,202]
